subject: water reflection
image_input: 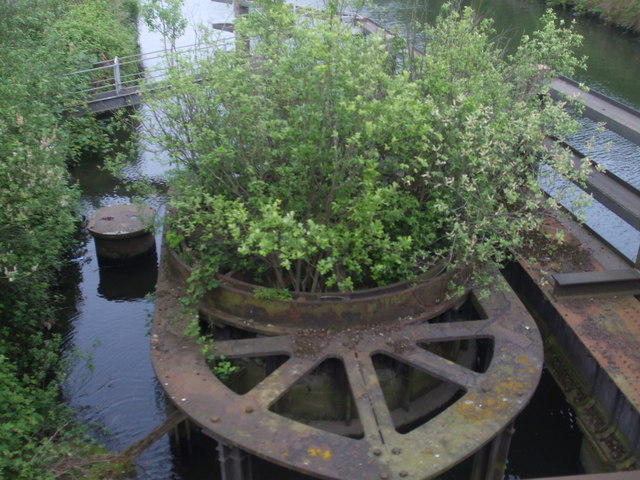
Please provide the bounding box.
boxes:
[506,370,585,479]
[97,256,158,301]
[366,0,640,109]
[569,117,640,191]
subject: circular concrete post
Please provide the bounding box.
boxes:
[88,203,156,266]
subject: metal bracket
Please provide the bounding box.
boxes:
[552,269,640,297]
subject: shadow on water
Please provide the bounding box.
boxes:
[97,255,158,302]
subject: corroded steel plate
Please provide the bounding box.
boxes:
[152,247,543,480]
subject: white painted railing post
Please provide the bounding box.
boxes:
[114,56,122,94]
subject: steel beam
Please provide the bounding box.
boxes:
[550,77,640,146]
[552,269,640,297]
[543,137,640,233]
[215,438,253,480]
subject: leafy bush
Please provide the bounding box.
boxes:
[148,0,587,296]
[51,0,139,65]
[0,0,138,478]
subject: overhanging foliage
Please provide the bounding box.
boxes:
[0,0,138,477]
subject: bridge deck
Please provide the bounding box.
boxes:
[88,86,141,113]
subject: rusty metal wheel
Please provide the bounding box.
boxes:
[152,247,543,480]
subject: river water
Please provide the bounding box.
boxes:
[63,1,639,479]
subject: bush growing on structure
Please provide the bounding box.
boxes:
[146,0,588,299]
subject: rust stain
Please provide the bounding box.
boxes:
[517,355,533,366]
[518,216,640,412]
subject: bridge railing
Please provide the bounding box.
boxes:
[67,37,236,100]
[68,16,369,103]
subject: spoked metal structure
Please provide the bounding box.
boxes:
[152,246,543,480]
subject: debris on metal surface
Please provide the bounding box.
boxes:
[88,203,155,239]
[152,246,543,480]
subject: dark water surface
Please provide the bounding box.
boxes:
[62,1,639,478]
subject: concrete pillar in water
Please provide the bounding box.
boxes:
[88,203,156,266]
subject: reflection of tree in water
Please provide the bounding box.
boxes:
[55,222,91,350]
[363,0,546,53]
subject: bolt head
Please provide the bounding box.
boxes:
[391,447,401,455]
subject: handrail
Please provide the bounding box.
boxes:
[73,39,233,69]
[65,41,231,105]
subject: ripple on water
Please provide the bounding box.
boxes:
[568,117,640,191]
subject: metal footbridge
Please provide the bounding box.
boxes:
[67,38,233,113]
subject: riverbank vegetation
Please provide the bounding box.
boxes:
[0,0,137,478]
[147,0,588,301]
[547,0,640,33]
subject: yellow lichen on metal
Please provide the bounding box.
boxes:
[308,448,332,460]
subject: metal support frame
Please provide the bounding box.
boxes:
[470,423,516,480]
[113,56,122,94]
[216,437,253,480]
[152,245,544,480]
[552,269,640,297]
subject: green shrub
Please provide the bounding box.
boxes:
[0,0,139,477]
[51,0,138,66]
[149,0,587,297]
